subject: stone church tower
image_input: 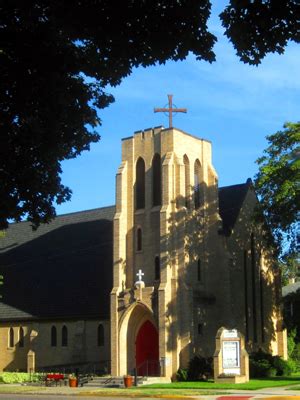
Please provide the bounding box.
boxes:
[110,126,286,378]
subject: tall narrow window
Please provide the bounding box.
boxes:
[259,253,265,343]
[137,228,142,251]
[183,155,190,208]
[51,326,57,347]
[9,327,14,348]
[197,259,202,282]
[97,324,104,346]
[155,256,160,281]
[194,159,201,209]
[251,233,257,343]
[198,323,203,335]
[19,327,24,348]
[62,325,68,347]
[136,157,145,209]
[152,153,162,206]
[243,250,249,342]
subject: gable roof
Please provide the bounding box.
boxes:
[0,206,115,321]
[0,180,252,322]
[218,181,251,235]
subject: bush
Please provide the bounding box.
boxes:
[0,372,43,384]
[187,355,213,381]
[250,350,296,378]
[249,359,276,378]
[176,368,188,382]
[273,356,295,376]
[291,342,300,371]
[287,329,297,357]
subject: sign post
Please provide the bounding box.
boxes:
[213,327,249,383]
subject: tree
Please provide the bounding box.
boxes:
[220,0,300,65]
[280,254,300,286]
[1,1,299,228]
[254,122,300,258]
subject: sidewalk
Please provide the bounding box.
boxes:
[0,383,300,398]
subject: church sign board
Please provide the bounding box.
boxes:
[214,327,249,383]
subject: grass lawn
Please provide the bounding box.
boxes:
[141,375,300,391]
[0,375,299,397]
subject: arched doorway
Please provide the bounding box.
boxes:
[136,320,159,376]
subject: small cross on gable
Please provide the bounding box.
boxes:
[136,269,144,283]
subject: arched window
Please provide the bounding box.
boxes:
[137,227,142,251]
[8,327,14,348]
[51,326,57,347]
[97,324,104,346]
[197,259,202,282]
[183,155,190,208]
[62,325,68,347]
[19,327,24,347]
[152,153,161,206]
[194,159,201,209]
[136,157,145,209]
[155,256,160,281]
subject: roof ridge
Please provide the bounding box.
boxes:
[6,205,116,227]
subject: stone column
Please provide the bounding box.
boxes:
[27,350,35,373]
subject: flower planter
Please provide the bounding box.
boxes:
[123,375,133,388]
[69,377,77,387]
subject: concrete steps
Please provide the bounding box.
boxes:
[84,375,170,388]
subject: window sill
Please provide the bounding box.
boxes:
[151,206,161,213]
[135,209,145,215]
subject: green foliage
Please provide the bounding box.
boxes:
[286,329,300,372]
[273,356,294,376]
[281,255,300,286]
[249,350,296,378]
[250,359,277,378]
[0,0,216,229]
[1,2,298,228]
[254,122,300,258]
[284,289,300,340]
[287,329,297,357]
[291,343,300,371]
[176,368,188,382]
[187,355,213,381]
[220,0,300,65]
[0,372,43,383]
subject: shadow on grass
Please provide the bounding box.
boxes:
[257,376,300,382]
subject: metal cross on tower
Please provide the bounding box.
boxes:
[154,94,187,128]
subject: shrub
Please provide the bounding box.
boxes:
[273,356,295,376]
[0,372,43,384]
[249,359,276,378]
[291,342,300,371]
[176,368,188,382]
[187,355,213,381]
[250,350,296,378]
[287,329,297,357]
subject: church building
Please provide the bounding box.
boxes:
[0,124,287,378]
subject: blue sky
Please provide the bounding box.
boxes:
[56,2,300,215]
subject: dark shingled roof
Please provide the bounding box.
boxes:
[0,182,250,322]
[0,206,115,321]
[218,181,251,235]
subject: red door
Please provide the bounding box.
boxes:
[136,320,159,376]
